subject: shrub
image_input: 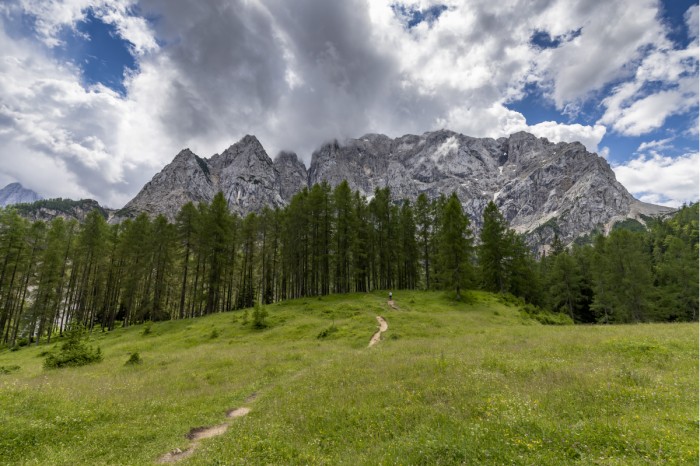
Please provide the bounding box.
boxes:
[317,324,338,339]
[0,365,20,374]
[520,303,573,325]
[125,352,142,366]
[142,321,153,336]
[210,329,220,339]
[252,303,268,329]
[44,325,103,369]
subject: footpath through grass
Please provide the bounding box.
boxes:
[0,291,697,465]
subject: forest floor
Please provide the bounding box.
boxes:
[0,290,697,465]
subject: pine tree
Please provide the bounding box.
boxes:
[333,181,354,294]
[548,250,583,320]
[397,200,418,289]
[176,202,199,318]
[414,193,433,290]
[204,192,232,313]
[479,201,509,293]
[437,193,473,300]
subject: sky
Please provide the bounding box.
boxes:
[0,0,697,208]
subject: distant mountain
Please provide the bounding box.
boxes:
[13,198,111,223]
[120,131,673,249]
[0,182,41,206]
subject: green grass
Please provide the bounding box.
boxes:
[0,291,697,465]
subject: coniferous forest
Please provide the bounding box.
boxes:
[0,181,696,347]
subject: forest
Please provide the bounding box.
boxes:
[0,181,696,347]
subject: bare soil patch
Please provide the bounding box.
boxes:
[157,447,195,463]
[226,407,251,418]
[186,423,229,441]
[368,316,388,347]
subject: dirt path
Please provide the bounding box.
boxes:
[388,300,399,310]
[368,316,388,347]
[157,399,254,463]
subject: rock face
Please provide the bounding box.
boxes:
[119,136,285,221]
[307,130,672,248]
[120,131,673,248]
[274,151,308,202]
[0,183,41,206]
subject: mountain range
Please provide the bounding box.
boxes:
[116,130,672,249]
[4,131,673,249]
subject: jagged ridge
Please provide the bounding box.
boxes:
[118,131,673,248]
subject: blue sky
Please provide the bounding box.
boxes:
[0,0,697,207]
[507,0,699,168]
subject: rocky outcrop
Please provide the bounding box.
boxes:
[13,199,110,223]
[0,183,41,206]
[119,131,673,248]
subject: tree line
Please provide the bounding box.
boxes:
[0,182,696,347]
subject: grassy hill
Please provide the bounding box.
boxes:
[0,291,697,465]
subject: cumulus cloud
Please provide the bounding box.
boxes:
[613,152,699,207]
[636,137,674,153]
[596,5,699,137]
[0,0,696,207]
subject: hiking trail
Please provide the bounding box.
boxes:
[368,316,388,347]
[157,396,254,463]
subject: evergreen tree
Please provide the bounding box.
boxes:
[479,201,509,293]
[548,250,583,320]
[437,193,473,300]
[397,200,419,289]
[176,202,199,318]
[204,192,232,313]
[414,193,433,290]
[333,181,354,294]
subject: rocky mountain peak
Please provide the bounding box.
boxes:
[0,182,42,207]
[120,134,284,221]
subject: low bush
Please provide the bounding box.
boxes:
[317,324,338,339]
[125,352,142,366]
[0,365,20,374]
[44,325,103,369]
[520,303,573,325]
[252,303,268,329]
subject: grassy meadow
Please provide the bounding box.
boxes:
[0,291,697,465]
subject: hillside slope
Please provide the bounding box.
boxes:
[0,291,696,465]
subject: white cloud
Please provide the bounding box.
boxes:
[613,152,699,207]
[432,103,606,153]
[636,137,673,153]
[686,5,699,40]
[601,86,695,136]
[17,0,158,54]
[0,9,175,207]
[596,35,699,136]
[536,0,668,107]
[0,0,695,208]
